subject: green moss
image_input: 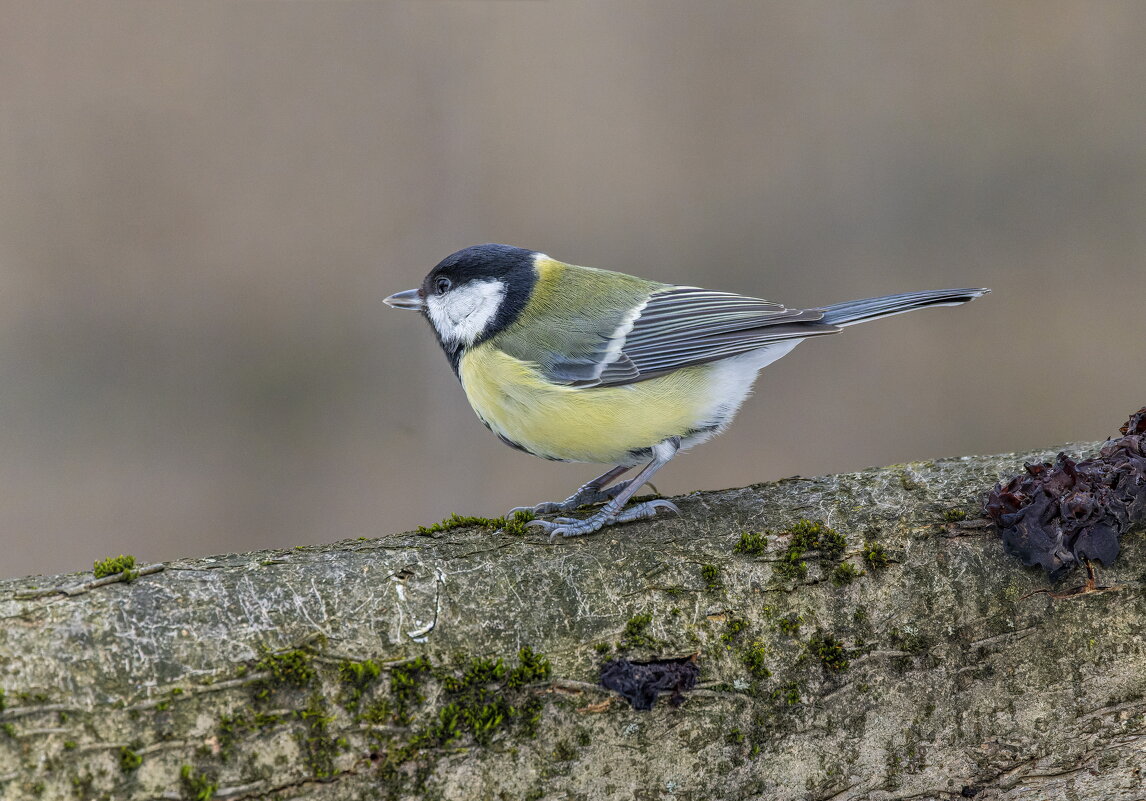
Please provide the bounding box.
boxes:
[831,562,865,586]
[63,740,77,750]
[506,646,552,688]
[93,554,137,579]
[215,645,552,798]
[338,658,382,707]
[700,563,723,592]
[620,613,656,649]
[789,519,846,559]
[417,512,490,534]
[942,507,967,522]
[216,714,247,761]
[773,519,847,581]
[808,632,849,672]
[776,613,803,636]
[217,709,284,760]
[390,656,433,725]
[519,696,544,739]
[297,692,340,778]
[775,550,808,581]
[253,648,317,700]
[733,531,769,556]
[899,471,923,491]
[179,765,217,801]
[501,510,537,536]
[0,688,4,712]
[593,642,612,655]
[70,774,95,798]
[721,616,750,643]
[359,696,391,725]
[425,651,549,747]
[771,681,801,705]
[119,745,143,772]
[421,702,463,747]
[0,722,14,738]
[470,699,512,746]
[416,510,535,536]
[441,656,505,692]
[862,540,890,569]
[742,640,770,679]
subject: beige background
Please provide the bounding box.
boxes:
[2,2,1143,579]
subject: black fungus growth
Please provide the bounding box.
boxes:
[985,407,1146,578]
[599,656,699,710]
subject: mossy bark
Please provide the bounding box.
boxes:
[1,443,1144,801]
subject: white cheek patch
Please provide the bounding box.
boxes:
[425,279,507,346]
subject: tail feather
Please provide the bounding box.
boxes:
[818,288,989,327]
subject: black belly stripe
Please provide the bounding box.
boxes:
[684,423,720,438]
[496,431,565,461]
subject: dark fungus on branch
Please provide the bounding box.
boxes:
[599,656,699,711]
[985,407,1146,578]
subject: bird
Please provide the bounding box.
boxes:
[385,243,988,539]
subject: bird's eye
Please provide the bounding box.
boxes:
[435,277,451,295]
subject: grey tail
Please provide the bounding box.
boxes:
[818,287,989,327]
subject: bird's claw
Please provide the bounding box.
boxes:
[508,479,635,519]
[524,498,680,540]
[626,499,680,519]
[510,502,560,516]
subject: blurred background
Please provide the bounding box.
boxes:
[1,2,1143,579]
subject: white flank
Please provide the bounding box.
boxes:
[425,279,508,346]
[678,340,805,452]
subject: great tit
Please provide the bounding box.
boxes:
[385,244,988,538]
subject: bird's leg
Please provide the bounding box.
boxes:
[509,465,633,516]
[527,439,681,539]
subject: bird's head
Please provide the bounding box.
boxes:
[385,243,539,360]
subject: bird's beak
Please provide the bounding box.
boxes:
[384,288,424,311]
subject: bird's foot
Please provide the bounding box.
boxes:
[525,498,680,540]
[509,479,635,517]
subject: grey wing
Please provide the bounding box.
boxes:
[555,286,839,388]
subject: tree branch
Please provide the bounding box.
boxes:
[1,442,1143,801]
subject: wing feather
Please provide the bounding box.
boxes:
[560,286,839,387]
[490,269,981,389]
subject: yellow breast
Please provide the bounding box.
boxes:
[457,345,711,464]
